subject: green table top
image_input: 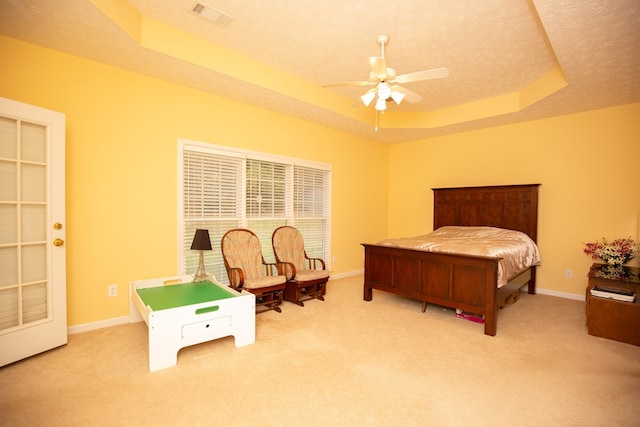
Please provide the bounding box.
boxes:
[137,280,237,311]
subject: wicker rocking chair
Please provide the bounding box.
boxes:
[221,228,286,313]
[271,226,330,307]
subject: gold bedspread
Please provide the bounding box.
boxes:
[377,226,541,287]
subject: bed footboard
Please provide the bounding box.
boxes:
[364,183,540,336]
[362,244,501,336]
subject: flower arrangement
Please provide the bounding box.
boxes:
[592,265,632,280]
[583,237,639,266]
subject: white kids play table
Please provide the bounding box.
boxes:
[130,275,255,372]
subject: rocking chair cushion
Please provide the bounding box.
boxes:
[272,226,307,273]
[244,275,286,290]
[223,231,267,279]
[222,229,286,290]
[294,269,329,282]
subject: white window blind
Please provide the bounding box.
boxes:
[293,166,330,260]
[181,147,244,282]
[179,140,331,284]
[245,159,288,262]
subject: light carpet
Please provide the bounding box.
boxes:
[1,274,639,426]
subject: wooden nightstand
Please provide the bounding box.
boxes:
[586,263,640,346]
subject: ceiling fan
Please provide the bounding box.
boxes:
[322,34,449,129]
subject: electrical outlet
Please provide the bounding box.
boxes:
[108,284,118,297]
[564,269,573,279]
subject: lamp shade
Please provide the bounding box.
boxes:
[190,229,212,250]
[360,91,376,107]
[390,89,405,105]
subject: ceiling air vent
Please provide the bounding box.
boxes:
[190,2,233,28]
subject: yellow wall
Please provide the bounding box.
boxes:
[388,103,640,296]
[2,34,639,327]
[0,36,388,326]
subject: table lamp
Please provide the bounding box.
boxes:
[191,229,212,282]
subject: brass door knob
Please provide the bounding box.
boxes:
[53,238,65,247]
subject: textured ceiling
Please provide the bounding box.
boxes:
[0,0,638,143]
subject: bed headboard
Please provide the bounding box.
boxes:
[432,184,540,242]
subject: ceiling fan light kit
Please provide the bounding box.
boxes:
[360,90,376,107]
[390,88,405,105]
[323,34,449,130]
[376,82,392,102]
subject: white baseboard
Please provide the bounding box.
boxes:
[536,287,585,302]
[68,270,365,335]
[330,269,364,280]
[67,315,130,335]
[67,272,581,335]
[330,271,586,303]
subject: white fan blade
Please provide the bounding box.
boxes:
[321,81,375,88]
[394,67,449,84]
[392,86,423,104]
[369,56,387,79]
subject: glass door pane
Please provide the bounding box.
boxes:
[0,117,49,333]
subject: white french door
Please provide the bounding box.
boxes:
[0,97,67,367]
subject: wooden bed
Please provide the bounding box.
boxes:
[362,184,540,336]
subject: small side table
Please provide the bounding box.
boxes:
[586,263,640,346]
